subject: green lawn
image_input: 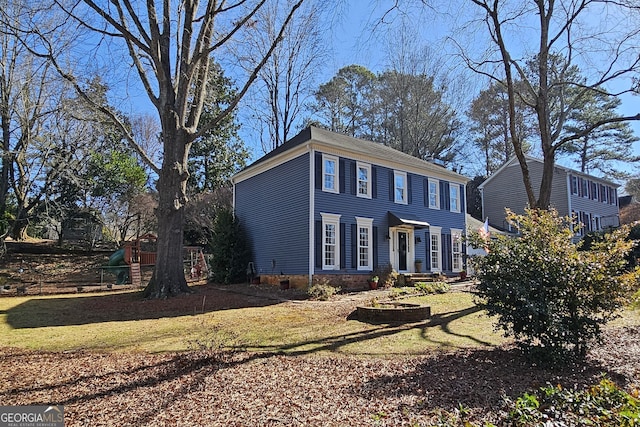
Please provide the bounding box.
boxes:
[1,288,637,356]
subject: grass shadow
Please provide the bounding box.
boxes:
[249,305,490,356]
[4,284,282,328]
[421,305,495,347]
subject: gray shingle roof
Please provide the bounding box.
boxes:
[242,126,468,183]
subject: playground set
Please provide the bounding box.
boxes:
[102,234,208,285]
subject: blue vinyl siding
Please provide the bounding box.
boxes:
[235,153,310,275]
[314,152,466,275]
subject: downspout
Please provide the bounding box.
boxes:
[462,182,468,273]
[308,144,315,287]
[231,176,236,215]
[480,186,485,226]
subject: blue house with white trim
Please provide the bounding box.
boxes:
[232,126,469,288]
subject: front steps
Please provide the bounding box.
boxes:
[398,272,447,286]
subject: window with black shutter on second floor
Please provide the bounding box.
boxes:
[393,171,408,204]
[356,162,371,199]
[322,154,339,193]
[427,178,439,209]
[449,184,460,213]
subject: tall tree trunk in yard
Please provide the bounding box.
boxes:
[10,208,29,241]
[143,116,192,298]
[0,115,9,219]
[465,0,640,212]
[12,0,306,298]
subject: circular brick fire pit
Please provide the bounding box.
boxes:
[356,302,431,322]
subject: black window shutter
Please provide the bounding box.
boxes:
[439,181,446,209]
[424,231,431,270]
[459,184,465,213]
[315,220,322,268]
[389,170,394,201]
[315,153,322,190]
[461,236,467,270]
[407,174,413,204]
[444,182,451,211]
[340,223,346,269]
[442,233,452,271]
[423,179,429,207]
[350,161,356,195]
[372,166,377,199]
[578,178,583,197]
[373,226,378,269]
[339,159,346,193]
[351,224,357,269]
[446,233,452,271]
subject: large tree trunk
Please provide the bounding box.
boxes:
[0,112,9,217]
[142,125,191,298]
[10,208,29,240]
[537,152,555,209]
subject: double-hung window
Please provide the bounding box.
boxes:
[570,176,578,195]
[322,154,338,193]
[580,178,590,198]
[356,162,371,198]
[430,226,441,272]
[449,184,460,213]
[394,171,407,204]
[355,217,373,270]
[320,213,341,270]
[428,178,439,209]
[451,229,462,272]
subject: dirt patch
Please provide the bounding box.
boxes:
[0,241,172,295]
[0,241,115,292]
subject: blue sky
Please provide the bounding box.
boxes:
[112,1,638,181]
[309,0,640,179]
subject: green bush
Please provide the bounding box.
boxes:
[208,208,252,284]
[414,281,450,294]
[505,378,640,426]
[468,208,634,364]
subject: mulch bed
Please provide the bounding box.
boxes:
[1,284,639,426]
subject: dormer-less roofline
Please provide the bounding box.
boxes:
[233,126,469,185]
[478,155,619,190]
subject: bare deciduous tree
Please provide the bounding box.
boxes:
[9,0,305,298]
[240,0,327,151]
[459,0,640,208]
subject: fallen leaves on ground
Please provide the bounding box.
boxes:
[1,324,638,426]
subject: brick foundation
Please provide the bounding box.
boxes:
[255,274,370,291]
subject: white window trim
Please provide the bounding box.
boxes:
[394,170,408,204]
[355,217,373,271]
[430,226,441,273]
[451,228,463,273]
[449,184,460,213]
[428,178,440,210]
[322,154,339,193]
[320,213,341,270]
[356,162,372,199]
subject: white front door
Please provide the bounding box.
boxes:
[389,227,414,272]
